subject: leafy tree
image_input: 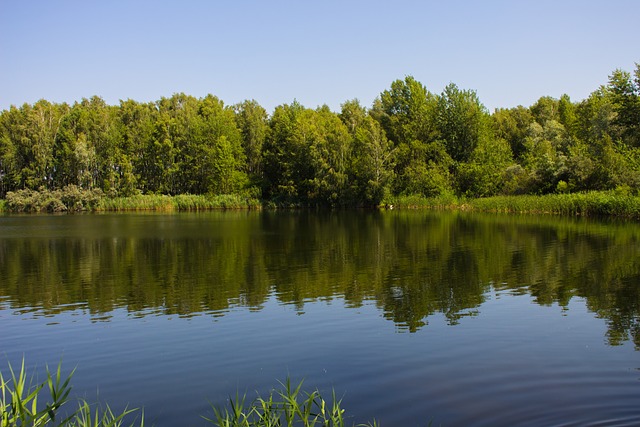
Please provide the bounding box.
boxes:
[558,94,578,140]
[457,137,513,197]
[608,64,640,146]
[575,87,618,144]
[376,76,438,146]
[192,94,247,194]
[520,121,569,194]
[262,101,308,202]
[0,101,68,193]
[492,106,534,160]
[118,99,156,195]
[343,107,394,206]
[530,96,560,125]
[436,83,490,163]
[234,99,267,179]
[307,105,352,205]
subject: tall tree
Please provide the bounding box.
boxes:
[492,106,534,160]
[234,100,267,179]
[608,64,640,146]
[436,83,490,163]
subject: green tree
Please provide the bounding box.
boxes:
[558,94,578,140]
[234,99,267,179]
[608,64,640,146]
[262,101,307,202]
[0,101,68,193]
[192,95,247,194]
[457,137,513,197]
[375,76,438,146]
[530,96,559,125]
[520,121,569,194]
[492,106,534,160]
[436,83,490,163]
[341,101,394,206]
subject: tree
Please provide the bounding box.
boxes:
[520,121,569,194]
[608,64,640,146]
[118,99,156,195]
[0,101,68,193]
[436,83,490,163]
[492,106,534,160]
[375,76,438,146]
[234,100,267,179]
[341,101,394,206]
[192,94,247,194]
[262,101,307,202]
[530,96,559,125]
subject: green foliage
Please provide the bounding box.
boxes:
[456,137,513,197]
[5,186,104,213]
[436,83,491,163]
[466,191,640,218]
[205,378,377,427]
[2,63,640,209]
[0,358,142,427]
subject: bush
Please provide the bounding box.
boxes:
[5,187,105,213]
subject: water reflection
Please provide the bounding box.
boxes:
[1,211,639,346]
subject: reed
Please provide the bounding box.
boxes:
[467,192,640,219]
[384,193,460,209]
[98,194,262,211]
[205,378,378,427]
[0,358,143,427]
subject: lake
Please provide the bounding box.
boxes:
[1,210,639,426]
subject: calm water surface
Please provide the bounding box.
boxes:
[1,211,639,426]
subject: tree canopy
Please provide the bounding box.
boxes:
[2,63,640,206]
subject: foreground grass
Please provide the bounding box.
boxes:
[206,378,378,427]
[1,359,377,427]
[0,359,142,427]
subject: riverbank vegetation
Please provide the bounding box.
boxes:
[1,64,639,214]
[1,359,377,427]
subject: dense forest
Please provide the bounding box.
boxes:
[1,64,639,207]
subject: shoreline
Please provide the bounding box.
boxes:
[2,189,640,220]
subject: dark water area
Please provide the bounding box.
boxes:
[1,211,639,426]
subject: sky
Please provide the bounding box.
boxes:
[1,0,639,113]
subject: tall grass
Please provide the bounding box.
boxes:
[0,358,143,427]
[205,378,378,427]
[98,194,262,211]
[467,192,640,219]
[383,191,640,219]
[383,193,460,209]
[2,360,377,427]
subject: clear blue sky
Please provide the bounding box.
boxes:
[1,0,638,113]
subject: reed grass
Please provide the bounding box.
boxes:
[2,360,376,427]
[384,191,640,219]
[383,193,460,209]
[467,192,640,219]
[97,194,262,211]
[205,378,378,427]
[1,358,143,427]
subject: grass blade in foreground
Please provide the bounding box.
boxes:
[205,378,378,427]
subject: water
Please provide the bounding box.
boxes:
[1,211,639,426]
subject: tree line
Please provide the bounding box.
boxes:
[1,63,639,206]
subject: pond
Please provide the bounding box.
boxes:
[1,211,639,426]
